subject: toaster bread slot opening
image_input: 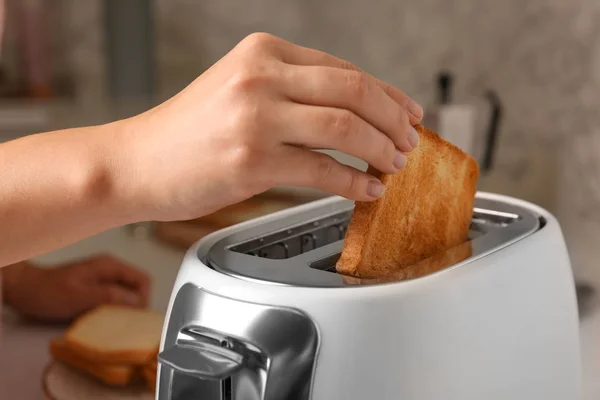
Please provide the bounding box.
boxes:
[228,211,352,259]
[308,230,479,275]
[229,207,519,263]
[471,208,520,227]
[207,196,541,287]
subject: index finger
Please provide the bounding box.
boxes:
[89,255,151,302]
[277,41,424,124]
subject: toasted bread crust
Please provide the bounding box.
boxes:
[141,365,157,392]
[43,361,155,399]
[49,337,135,386]
[336,125,479,279]
[60,339,158,365]
[63,306,162,365]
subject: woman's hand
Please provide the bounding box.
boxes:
[118,32,424,222]
[2,255,150,322]
[0,33,424,266]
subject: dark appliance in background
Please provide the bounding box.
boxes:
[422,71,502,175]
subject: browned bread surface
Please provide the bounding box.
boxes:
[140,365,157,392]
[336,124,479,279]
[43,361,153,400]
[49,337,136,387]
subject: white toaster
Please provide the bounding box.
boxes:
[156,192,582,400]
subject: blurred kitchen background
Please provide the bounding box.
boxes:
[3,0,600,397]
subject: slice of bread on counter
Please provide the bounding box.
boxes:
[141,364,157,392]
[49,337,136,386]
[64,306,164,365]
[336,124,479,279]
[43,361,154,400]
[140,347,158,392]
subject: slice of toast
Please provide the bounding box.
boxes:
[140,364,157,393]
[43,361,154,400]
[341,241,473,285]
[336,124,479,279]
[64,306,164,365]
[49,336,135,386]
[140,348,158,393]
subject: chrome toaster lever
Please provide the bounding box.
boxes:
[158,341,243,381]
[157,284,319,400]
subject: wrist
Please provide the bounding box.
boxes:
[0,121,148,266]
[90,119,150,225]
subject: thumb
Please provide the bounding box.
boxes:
[92,284,142,308]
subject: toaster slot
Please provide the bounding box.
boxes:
[229,210,351,259]
[307,229,482,273]
[206,196,541,287]
[228,207,521,262]
[309,254,340,273]
[221,377,232,400]
[472,208,520,228]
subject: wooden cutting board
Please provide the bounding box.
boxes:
[43,361,154,400]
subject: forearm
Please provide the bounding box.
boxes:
[0,122,138,267]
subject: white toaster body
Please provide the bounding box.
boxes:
[156,192,581,400]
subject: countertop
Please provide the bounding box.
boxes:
[0,225,182,398]
[1,224,599,398]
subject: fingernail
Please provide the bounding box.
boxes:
[408,126,420,148]
[393,151,407,170]
[367,180,385,198]
[407,99,424,119]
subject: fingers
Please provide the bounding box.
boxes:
[280,104,407,174]
[90,283,146,308]
[282,65,417,153]
[274,146,386,201]
[86,255,151,306]
[276,40,424,124]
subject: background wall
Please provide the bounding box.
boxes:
[13,0,600,278]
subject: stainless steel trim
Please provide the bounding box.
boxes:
[205,195,541,287]
[157,283,319,400]
[158,341,244,381]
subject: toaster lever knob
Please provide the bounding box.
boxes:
[158,342,243,380]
